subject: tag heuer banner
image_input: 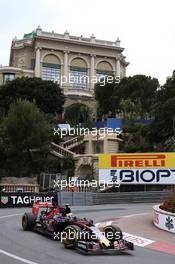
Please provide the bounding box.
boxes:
[98,153,175,185]
[0,192,58,208]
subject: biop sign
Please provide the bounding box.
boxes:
[98,153,175,184]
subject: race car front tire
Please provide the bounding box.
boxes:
[22,213,36,231]
[62,225,81,249]
[103,225,123,241]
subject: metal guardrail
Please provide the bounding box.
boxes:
[57,191,173,206]
[92,191,173,205]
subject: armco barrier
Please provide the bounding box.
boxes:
[0,191,172,207]
[58,192,93,206]
[153,204,175,233]
[0,192,58,208]
[92,191,172,205]
[57,191,172,206]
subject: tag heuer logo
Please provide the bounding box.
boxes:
[1,196,9,204]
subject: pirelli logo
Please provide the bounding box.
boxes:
[98,153,175,169]
[111,154,166,168]
[98,153,175,184]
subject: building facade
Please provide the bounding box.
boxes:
[0,26,129,110]
[0,27,129,183]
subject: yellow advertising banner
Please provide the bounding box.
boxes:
[98,153,175,169]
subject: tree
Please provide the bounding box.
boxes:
[0,77,65,115]
[150,72,175,146]
[94,77,120,118]
[64,103,92,127]
[0,124,6,177]
[62,155,75,179]
[121,124,153,152]
[94,75,159,120]
[117,75,159,119]
[3,99,52,177]
[119,98,141,121]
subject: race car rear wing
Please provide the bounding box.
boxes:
[32,202,55,216]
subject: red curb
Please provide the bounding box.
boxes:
[99,216,175,256]
[146,241,175,255]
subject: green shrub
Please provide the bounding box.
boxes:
[160,194,175,213]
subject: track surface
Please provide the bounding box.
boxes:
[0,204,175,264]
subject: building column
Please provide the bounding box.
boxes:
[116,57,121,79]
[88,135,93,154]
[90,54,95,90]
[103,136,108,154]
[35,48,41,77]
[63,50,69,91]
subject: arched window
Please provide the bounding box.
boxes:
[69,58,88,89]
[96,61,113,82]
[42,54,61,82]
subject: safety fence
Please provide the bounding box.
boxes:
[0,191,173,207]
[57,191,173,206]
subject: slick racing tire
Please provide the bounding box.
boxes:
[22,213,36,231]
[62,225,81,249]
[103,225,123,241]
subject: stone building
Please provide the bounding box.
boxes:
[0,27,128,185]
[0,26,129,111]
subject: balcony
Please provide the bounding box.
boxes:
[64,87,93,98]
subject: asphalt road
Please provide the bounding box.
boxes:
[0,203,174,264]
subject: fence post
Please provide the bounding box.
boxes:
[72,191,74,206]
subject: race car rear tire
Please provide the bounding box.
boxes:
[62,225,81,249]
[104,225,123,241]
[22,213,36,231]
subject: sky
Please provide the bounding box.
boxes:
[0,0,175,85]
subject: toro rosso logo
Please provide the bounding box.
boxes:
[111,154,166,168]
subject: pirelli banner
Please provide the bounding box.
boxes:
[98,153,175,185]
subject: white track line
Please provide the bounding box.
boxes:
[123,233,155,247]
[0,213,22,219]
[0,249,39,264]
[123,212,149,218]
[96,212,154,248]
[0,213,39,263]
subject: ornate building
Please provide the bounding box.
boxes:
[0,27,128,183]
[0,26,129,110]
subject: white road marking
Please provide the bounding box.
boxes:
[95,221,112,228]
[96,212,155,248]
[0,249,39,264]
[0,213,22,219]
[123,232,155,247]
[123,212,149,218]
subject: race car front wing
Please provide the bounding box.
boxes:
[75,239,134,255]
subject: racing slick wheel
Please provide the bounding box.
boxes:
[22,213,36,231]
[62,225,81,249]
[103,225,123,241]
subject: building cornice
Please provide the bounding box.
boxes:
[35,34,124,52]
[11,28,124,52]
[0,66,34,74]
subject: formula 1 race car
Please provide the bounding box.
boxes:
[22,202,134,254]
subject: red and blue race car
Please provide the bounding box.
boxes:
[22,202,134,254]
